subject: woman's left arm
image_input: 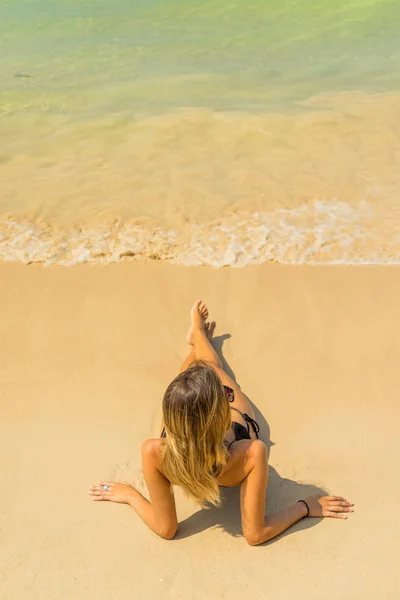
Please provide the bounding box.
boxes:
[89,439,177,540]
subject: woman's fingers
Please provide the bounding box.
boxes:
[327,498,354,508]
[89,481,134,504]
[325,498,355,518]
[325,495,345,502]
[90,492,109,501]
[88,490,110,500]
[88,481,115,501]
[329,505,353,512]
[304,493,355,518]
[90,488,111,496]
[323,496,354,508]
[326,510,349,519]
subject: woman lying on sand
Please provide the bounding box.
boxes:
[89,301,354,545]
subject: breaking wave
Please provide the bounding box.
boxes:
[1,200,399,267]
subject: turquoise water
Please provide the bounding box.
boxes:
[2,0,400,117]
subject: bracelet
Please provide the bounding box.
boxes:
[297,499,310,517]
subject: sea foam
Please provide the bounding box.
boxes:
[1,200,399,267]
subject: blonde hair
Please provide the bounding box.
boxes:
[160,360,231,507]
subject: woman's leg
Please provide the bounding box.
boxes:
[179,348,196,373]
[187,302,221,368]
[160,319,214,435]
[187,301,256,424]
[180,320,216,372]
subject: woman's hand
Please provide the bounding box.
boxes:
[89,481,135,504]
[304,494,354,519]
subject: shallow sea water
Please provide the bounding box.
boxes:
[1,0,400,265]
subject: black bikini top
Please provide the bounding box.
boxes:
[223,385,260,448]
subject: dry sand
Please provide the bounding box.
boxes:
[1,262,399,599]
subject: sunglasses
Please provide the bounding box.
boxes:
[223,385,235,403]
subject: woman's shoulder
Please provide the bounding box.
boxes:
[141,438,164,466]
[219,438,267,487]
[142,437,163,453]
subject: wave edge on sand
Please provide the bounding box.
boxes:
[1,200,399,267]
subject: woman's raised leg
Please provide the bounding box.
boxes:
[160,318,216,435]
[187,301,256,423]
[186,301,221,368]
[179,348,196,373]
[179,320,216,372]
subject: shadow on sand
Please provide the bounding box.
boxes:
[176,333,326,545]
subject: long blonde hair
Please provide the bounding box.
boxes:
[160,360,231,507]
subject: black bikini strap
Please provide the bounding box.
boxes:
[243,414,260,439]
[230,407,260,438]
[230,405,249,430]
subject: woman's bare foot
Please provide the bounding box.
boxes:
[187,300,214,345]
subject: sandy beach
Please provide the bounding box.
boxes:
[3,2,400,597]
[1,261,399,599]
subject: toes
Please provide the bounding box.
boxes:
[198,301,208,317]
[194,300,208,318]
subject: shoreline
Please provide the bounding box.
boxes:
[2,92,400,268]
[2,201,400,267]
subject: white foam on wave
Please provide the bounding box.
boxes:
[1,200,399,267]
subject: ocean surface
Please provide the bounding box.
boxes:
[1,0,400,266]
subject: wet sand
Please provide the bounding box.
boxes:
[1,262,399,599]
[2,93,400,266]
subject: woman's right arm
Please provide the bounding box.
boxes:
[240,440,354,545]
[126,439,178,540]
[88,440,177,540]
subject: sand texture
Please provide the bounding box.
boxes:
[1,262,399,599]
